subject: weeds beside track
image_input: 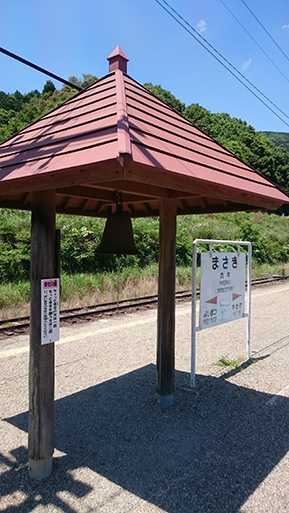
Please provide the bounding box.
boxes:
[0,275,286,339]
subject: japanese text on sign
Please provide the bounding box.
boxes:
[41,278,60,345]
[199,252,246,330]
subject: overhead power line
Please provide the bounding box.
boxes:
[154,0,289,129]
[219,0,289,85]
[240,0,289,63]
[0,47,83,91]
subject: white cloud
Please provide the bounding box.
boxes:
[241,58,252,71]
[197,20,206,34]
[282,24,289,31]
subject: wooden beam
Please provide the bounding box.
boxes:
[156,198,177,405]
[56,185,154,207]
[80,198,89,211]
[28,190,56,479]
[91,179,170,199]
[169,191,202,200]
[177,199,186,212]
[56,185,115,201]
[22,192,31,205]
[0,160,124,196]
[142,202,150,213]
[199,196,207,209]
[123,164,285,211]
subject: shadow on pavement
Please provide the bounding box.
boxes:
[2,364,289,513]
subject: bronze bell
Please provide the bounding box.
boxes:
[96,210,138,255]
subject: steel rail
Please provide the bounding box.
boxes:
[0,275,286,337]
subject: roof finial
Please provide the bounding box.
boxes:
[107,46,129,73]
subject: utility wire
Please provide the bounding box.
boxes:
[154,0,289,129]
[219,0,289,85]
[240,0,289,63]
[0,47,83,91]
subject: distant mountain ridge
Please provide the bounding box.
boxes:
[262,132,289,153]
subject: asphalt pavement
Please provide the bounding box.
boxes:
[0,281,289,512]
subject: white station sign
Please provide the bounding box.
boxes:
[199,252,246,330]
[41,278,60,345]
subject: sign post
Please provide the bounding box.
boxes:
[191,240,252,388]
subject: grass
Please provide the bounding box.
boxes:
[0,281,30,319]
[0,261,288,320]
[251,261,289,279]
[215,356,243,368]
[215,356,258,380]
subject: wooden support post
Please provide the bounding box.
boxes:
[28,190,56,479]
[156,199,177,406]
[55,228,61,280]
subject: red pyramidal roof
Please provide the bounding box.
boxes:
[0,46,288,216]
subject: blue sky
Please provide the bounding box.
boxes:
[1,0,289,133]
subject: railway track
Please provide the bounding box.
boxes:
[0,275,286,338]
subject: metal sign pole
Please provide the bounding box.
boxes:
[190,241,198,388]
[246,243,252,359]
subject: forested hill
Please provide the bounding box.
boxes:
[262,131,289,153]
[0,78,289,196]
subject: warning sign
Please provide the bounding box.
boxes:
[41,278,60,345]
[199,252,246,329]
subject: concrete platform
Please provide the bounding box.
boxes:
[0,281,289,512]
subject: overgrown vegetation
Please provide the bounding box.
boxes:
[1,210,289,283]
[0,210,288,312]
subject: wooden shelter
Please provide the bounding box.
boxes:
[0,46,288,478]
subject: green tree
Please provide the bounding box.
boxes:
[81,74,98,88]
[42,80,56,95]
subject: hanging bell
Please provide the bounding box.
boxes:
[96,211,138,255]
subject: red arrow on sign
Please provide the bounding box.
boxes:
[232,293,242,301]
[205,296,217,304]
